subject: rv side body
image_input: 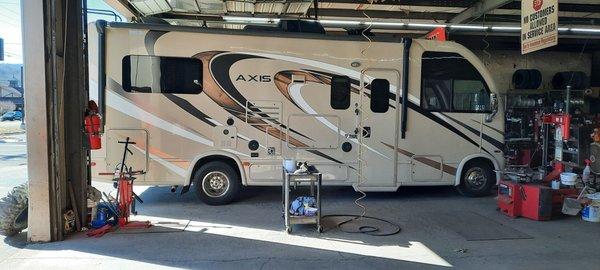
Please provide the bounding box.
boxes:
[88,22,505,193]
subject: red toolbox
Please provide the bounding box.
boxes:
[498,180,576,221]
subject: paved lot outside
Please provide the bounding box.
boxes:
[0,132,27,196]
[0,131,27,263]
[0,121,25,137]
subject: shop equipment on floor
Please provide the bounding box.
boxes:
[283,171,322,233]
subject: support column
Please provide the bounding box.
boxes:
[22,0,54,242]
[22,0,89,242]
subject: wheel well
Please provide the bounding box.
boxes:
[190,155,241,184]
[461,157,495,177]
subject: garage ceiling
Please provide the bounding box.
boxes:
[109,0,600,51]
[120,0,600,25]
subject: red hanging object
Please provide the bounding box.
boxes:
[84,100,102,150]
[426,27,447,41]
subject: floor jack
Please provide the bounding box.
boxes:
[87,137,151,237]
[498,113,578,221]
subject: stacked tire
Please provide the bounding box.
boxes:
[512,69,542,89]
[0,184,28,236]
[552,71,590,89]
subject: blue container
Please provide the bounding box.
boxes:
[283,159,296,173]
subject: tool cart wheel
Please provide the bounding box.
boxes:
[193,161,241,205]
[0,183,28,236]
[286,226,292,233]
[317,226,323,233]
[457,161,495,197]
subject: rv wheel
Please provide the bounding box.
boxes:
[0,183,28,236]
[193,161,241,205]
[457,161,494,197]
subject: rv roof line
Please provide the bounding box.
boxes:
[107,22,417,43]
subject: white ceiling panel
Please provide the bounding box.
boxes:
[225,0,255,13]
[130,0,172,16]
[285,1,311,14]
[255,2,285,14]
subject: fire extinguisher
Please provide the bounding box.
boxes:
[84,100,102,150]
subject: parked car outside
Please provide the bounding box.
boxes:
[1,111,23,121]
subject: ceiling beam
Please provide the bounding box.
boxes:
[500,1,600,13]
[306,8,598,26]
[317,0,478,8]
[450,0,514,23]
[319,0,600,14]
[307,8,453,21]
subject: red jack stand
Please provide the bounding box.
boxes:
[116,170,151,229]
[89,137,151,237]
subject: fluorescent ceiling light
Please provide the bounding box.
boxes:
[451,25,489,30]
[407,23,446,28]
[491,26,521,31]
[370,21,406,27]
[558,27,569,31]
[319,20,406,27]
[223,16,280,23]
[569,28,600,33]
[318,19,361,25]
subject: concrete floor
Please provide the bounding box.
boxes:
[1,184,600,270]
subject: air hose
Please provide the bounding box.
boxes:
[322,214,401,236]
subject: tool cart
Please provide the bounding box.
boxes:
[282,171,322,233]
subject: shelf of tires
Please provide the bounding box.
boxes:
[504,69,595,168]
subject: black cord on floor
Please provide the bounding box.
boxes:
[322,214,401,236]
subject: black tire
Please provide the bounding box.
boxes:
[0,183,28,236]
[193,161,241,205]
[457,161,495,197]
[527,69,542,89]
[552,71,589,89]
[512,69,530,89]
[512,69,542,89]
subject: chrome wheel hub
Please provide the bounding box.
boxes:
[202,172,230,198]
[466,168,486,190]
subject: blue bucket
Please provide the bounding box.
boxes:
[283,159,296,173]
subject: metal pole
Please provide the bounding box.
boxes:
[565,85,571,114]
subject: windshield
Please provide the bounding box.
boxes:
[420,51,491,113]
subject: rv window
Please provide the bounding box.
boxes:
[122,55,202,94]
[453,80,490,112]
[330,75,350,110]
[420,52,491,113]
[370,79,390,113]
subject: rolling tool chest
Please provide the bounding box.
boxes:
[282,172,322,233]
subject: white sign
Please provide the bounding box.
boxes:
[521,0,558,54]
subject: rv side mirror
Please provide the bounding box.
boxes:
[485,93,498,123]
[193,79,203,90]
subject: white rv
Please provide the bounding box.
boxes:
[89,20,504,205]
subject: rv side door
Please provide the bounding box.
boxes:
[357,68,401,188]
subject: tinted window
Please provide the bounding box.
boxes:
[122,55,202,94]
[370,79,390,113]
[420,52,491,113]
[331,75,351,110]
